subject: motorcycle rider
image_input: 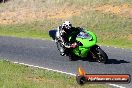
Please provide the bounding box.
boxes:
[56,21,81,56]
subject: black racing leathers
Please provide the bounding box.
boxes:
[60,27,81,48]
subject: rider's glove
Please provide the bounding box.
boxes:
[70,42,77,48]
[63,42,78,48]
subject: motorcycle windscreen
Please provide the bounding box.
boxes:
[76,31,97,48]
[77,31,92,40]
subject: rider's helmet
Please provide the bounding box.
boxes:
[62,21,72,34]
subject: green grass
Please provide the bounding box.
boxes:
[0,11,131,48]
[0,60,110,88]
[70,11,132,48]
[0,0,131,48]
[0,22,49,39]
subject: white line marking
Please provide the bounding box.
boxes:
[13,61,126,88]
[109,84,126,88]
[13,62,76,76]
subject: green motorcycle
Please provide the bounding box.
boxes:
[49,29,108,63]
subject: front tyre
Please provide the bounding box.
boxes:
[96,47,108,64]
[90,45,108,64]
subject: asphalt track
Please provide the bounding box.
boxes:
[0,36,131,88]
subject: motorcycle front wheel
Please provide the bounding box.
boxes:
[90,45,108,64]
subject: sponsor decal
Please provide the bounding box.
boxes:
[76,67,131,84]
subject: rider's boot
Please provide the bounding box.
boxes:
[60,47,65,56]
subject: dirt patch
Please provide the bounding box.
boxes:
[25,76,60,84]
[0,6,83,24]
[127,34,132,41]
[0,3,132,25]
[95,4,132,18]
[26,76,44,82]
